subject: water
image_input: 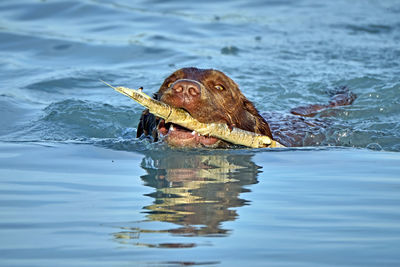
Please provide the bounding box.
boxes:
[0,0,400,266]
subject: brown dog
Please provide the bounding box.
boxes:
[137,67,356,148]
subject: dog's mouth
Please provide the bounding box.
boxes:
[157,119,222,148]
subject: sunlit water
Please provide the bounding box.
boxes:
[0,0,400,266]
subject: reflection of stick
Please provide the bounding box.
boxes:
[104,81,285,148]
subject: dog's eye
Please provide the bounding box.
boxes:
[167,82,173,88]
[214,85,224,91]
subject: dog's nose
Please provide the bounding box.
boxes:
[172,79,201,97]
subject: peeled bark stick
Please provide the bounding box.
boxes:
[104,81,285,148]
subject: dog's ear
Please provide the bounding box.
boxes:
[242,98,261,117]
[136,109,159,140]
[241,98,273,138]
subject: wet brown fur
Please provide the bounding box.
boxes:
[137,67,356,147]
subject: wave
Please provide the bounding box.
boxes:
[2,92,398,152]
[2,99,142,145]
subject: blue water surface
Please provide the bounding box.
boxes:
[0,0,400,266]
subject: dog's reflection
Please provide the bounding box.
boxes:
[142,151,260,235]
[113,151,261,247]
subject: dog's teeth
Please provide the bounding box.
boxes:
[191,130,196,135]
[170,125,174,131]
